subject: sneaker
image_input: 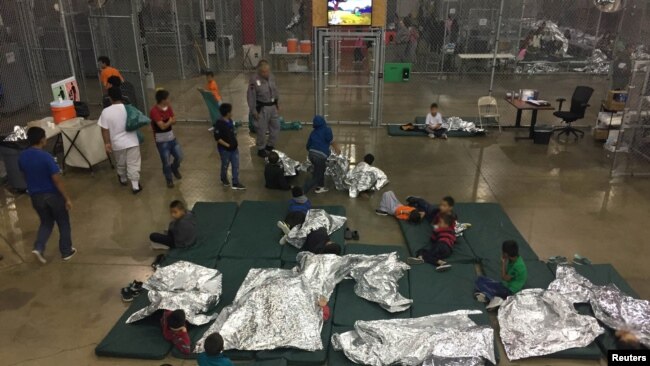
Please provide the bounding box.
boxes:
[573,254,592,266]
[279,235,288,245]
[150,242,170,250]
[257,149,268,158]
[474,292,488,303]
[117,175,128,186]
[121,287,134,302]
[344,228,353,240]
[166,180,174,188]
[221,179,231,187]
[132,185,143,195]
[277,221,291,235]
[172,169,182,179]
[62,248,77,261]
[129,280,144,292]
[232,183,246,190]
[428,133,436,139]
[32,250,47,264]
[151,254,165,270]
[486,296,504,310]
[265,145,274,152]
[314,187,329,194]
[406,257,424,265]
[352,230,360,240]
[435,263,452,272]
[375,209,389,216]
[442,134,448,139]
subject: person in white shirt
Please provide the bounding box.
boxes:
[99,87,143,194]
[425,103,448,139]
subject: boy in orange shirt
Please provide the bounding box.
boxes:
[205,71,222,103]
[375,191,423,223]
[97,56,124,89]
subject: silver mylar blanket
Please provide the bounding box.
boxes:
[498,288,603,360]
[126,261,222,325]
[3,126,28,142]
[286,209,346,248]
[422,356,484,366]
[548,264,650,347]
[344,162,389,198]
[195,252,411,353]
[574,49,610,74]
[270,149,300,177]
[331,311,496,366]
[446,117,485,133]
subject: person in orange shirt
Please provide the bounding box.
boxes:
[375,191,424,223]
[97,56,124,89]
[205,71,222,103]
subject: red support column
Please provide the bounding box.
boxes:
[240,0,256,44]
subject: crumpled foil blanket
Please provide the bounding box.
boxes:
[548,264,650,347]
[126,261,222,325]
[195,252,412,352]
[531,20,569,56]
[633,45,650,60]
[455,222,471,236]
[574,49,610,74]
[498,288,604,360]
[446,117,485,133]
[270,149,300,176]
[286,209,346,248]
[344,162,389,198]
[3,126,28,142]
[331,310,496,366]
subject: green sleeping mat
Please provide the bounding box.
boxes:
[95,291,172,360]
[280,206,347,263]
[255,318,333,365]
[454,203,539,262]
[409,263,478,306]
[163,201,238,265]
[220,201,289,259]
[387,124,485,137]
[333,243,411,326]
[241,360,289,366]
[398,220,477,263]
[482,259,555,290]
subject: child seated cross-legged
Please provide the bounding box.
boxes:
[264,151,291,190]
[407,213,456,272]
[474,240,528,310]
[425,102,448,139]
[161,309,191,355]
[198,332,234,366]
[150,200,197,250]
[277,187,312,244]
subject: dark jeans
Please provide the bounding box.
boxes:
[150,232,176,248]
[31,192,73,257]
[416,241,451,266]
[406,196,435,219]
[155,139,183,181]
[475,276,512,300]
[303,151,328,193]
[219,149,240,184]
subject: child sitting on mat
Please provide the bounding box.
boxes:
[474,240,528,309]
[198,332,234,366]
[161,309,191,355]
[375,190,423,223]
[264,151,291,190]
[406,195,457,226]
[407,213,456,271]
[277,187,312,241]
[425,103,448,139]
[150,200,197,250]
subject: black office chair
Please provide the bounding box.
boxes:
[552,86,594,140]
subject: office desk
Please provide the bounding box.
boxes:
[504,98,555,139]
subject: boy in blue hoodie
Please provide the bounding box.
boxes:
[303,115,340,194]
[277,187,312,244]
[198,332,233,366]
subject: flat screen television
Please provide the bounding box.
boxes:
[328,0,372,26]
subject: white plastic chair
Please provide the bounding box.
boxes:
[478,96,502,133]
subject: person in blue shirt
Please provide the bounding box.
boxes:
[18,127,76,264]
[302,115,340,194]
[198,332,234,366]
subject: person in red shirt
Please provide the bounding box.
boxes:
[407,213,456,272]
[161,309,191,354]
[150,89,183,188]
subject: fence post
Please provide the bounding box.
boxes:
[58,0,77,80]
[488,0,505,96]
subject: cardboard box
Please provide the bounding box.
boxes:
[604,90,628,111]
[592,127,609,141]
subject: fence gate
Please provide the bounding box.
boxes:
[88,0,148,111]
[314,28,385,126]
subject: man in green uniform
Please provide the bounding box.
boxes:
[247,60,280,158]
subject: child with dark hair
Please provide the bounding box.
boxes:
[407,213,456,271]
[214,103,245,190]
[277,187,312,244]
[205,71,222,103]
[425,102,448,139]
[474,240,528,309]
[150,89,183,188]
[405,195,456,225]
[264,151,291,190]
[97,56,124,89]
[363,153,375,165]
[161,309,191,355]
[303,227,342,255]
[150,200,197,250]
[198,332,234,366]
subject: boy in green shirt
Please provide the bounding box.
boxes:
[474,240,528,309]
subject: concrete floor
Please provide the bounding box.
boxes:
[1,119,648,365]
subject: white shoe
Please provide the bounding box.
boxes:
[474,292,488,303]
[279,235,288,245]
[442,134,448,139]
[150,242,170,250]
[314,187,329,194]
[486,296,504,310]
[32,250,47,264]
[277,221,291,235]
[428,133,436,139]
